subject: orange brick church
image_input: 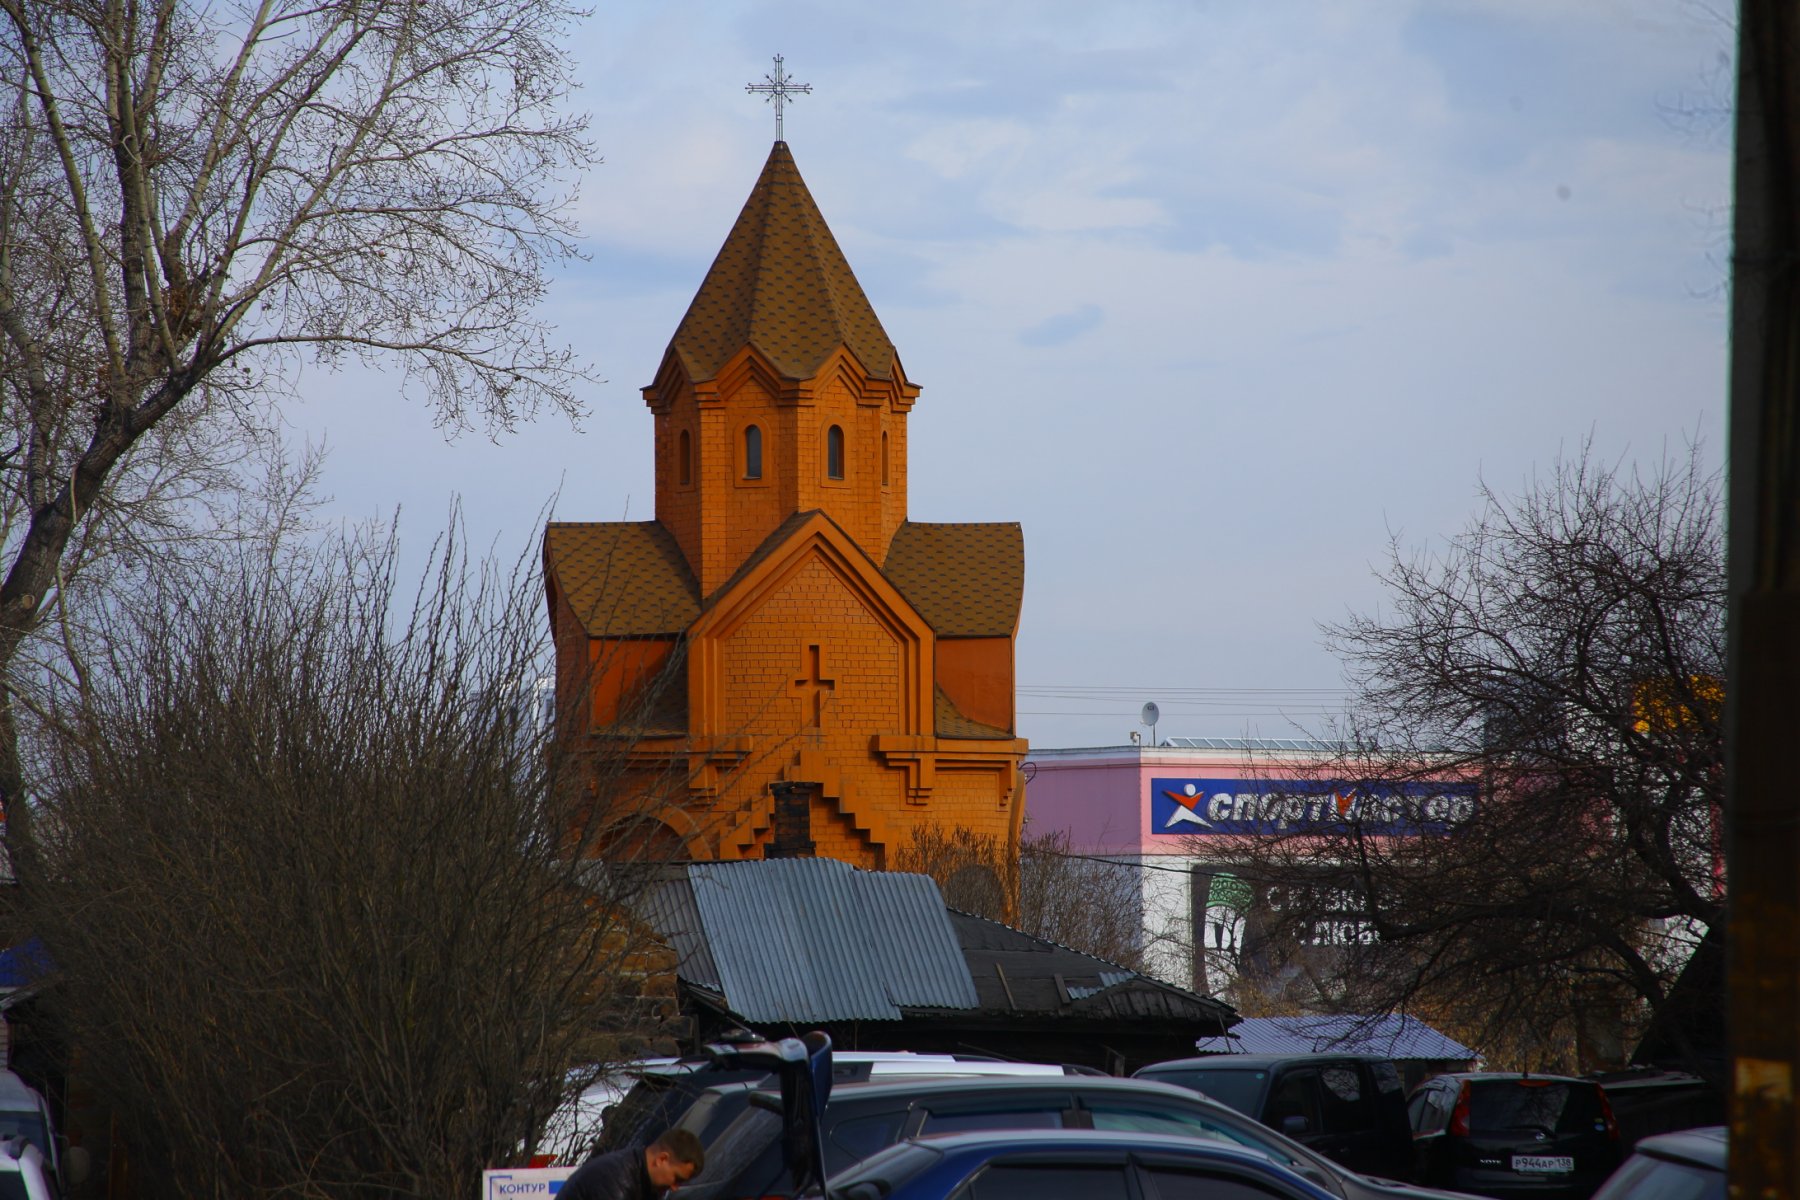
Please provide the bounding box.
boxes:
[545,142,1027,868]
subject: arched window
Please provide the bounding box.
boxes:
[678,429,691,486]
[881,430,890,487]
[826,424,844,480]
[744,424,763,480]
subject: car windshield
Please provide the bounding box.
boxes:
[674,1087,758,1145]
[592,1064,773,1153]
[1469,1082,1602,1136]
[671,1106,784,1200]
[1136,1069,1268,1115]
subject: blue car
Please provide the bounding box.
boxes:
[817,1128,1346,1200]
[1588,1126,1724,1200]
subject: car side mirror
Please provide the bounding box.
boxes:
[1281,1115,1310,1137]
[63,1145,91,1186]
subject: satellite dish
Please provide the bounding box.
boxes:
[1140,702,1160,727]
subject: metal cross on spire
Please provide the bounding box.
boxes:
[746,54,812,142]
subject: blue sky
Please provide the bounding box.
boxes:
[289,1,1734,748]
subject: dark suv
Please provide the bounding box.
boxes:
[1408,1073,1621,1199]
[1132,1054,1415,1181]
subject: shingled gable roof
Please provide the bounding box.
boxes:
[664,141,897,384]
[548,514,1024,646]
[544,522,700,637]
[884,522,1024,638]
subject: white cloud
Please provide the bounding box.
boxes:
[285,0,1732,746]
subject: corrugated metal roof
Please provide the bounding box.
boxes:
[1193,1014,1476,1060]
[639,877,720,991]
[857,869,982,1008]
[1160,737,1347,753]
[680,859,978,1023]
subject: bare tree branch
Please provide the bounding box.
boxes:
[1199,440,1725,1072]
[0,0,596,839]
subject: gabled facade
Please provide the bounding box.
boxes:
[545,142,1027,869]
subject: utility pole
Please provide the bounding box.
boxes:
[1726,3,1800,1196]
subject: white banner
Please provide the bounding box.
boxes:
[482,1166,576,1200]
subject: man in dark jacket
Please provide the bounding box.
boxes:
[561,1129,705,1200]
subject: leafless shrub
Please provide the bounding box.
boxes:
[21,520,688,1200]
[893,824,1012,920]
[895,823,1148,972]
[1019,829,1150,974]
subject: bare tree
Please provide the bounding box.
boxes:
[1202,443,1725,1071]
[893,823,1014,920]
[0,0,594,836]
[23,522,690,1200]
[1018,829,1152,974]
[895,823,1149,973]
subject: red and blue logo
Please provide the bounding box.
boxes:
[1150,778,1476,837]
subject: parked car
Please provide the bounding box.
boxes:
[0,1136,55,1200]
[1588,1125,1724,1200]
[1133,1054,1415,1181]
[1408,1073,1621,1200]
[1584,1068,1724,1147]
[677,1073,1474,1200]
[818,1127,1347,1200]
[559,1050,1068,1163]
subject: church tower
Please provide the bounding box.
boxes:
[646,142,914,593]
[546,142,1026,869]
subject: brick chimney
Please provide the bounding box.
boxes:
[767,781,817,858]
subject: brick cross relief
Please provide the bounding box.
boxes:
[792,644,836,727]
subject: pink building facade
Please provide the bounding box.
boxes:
[1023,739,1477,998]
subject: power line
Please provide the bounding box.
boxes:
[1020,700,1347,708]
[1019,710,1344,718]
[1025,845,1200,876]
[1018,685,1349,696]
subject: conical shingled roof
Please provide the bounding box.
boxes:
[666,142,896,383]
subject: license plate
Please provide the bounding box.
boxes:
[1512,1155,1574,1174]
